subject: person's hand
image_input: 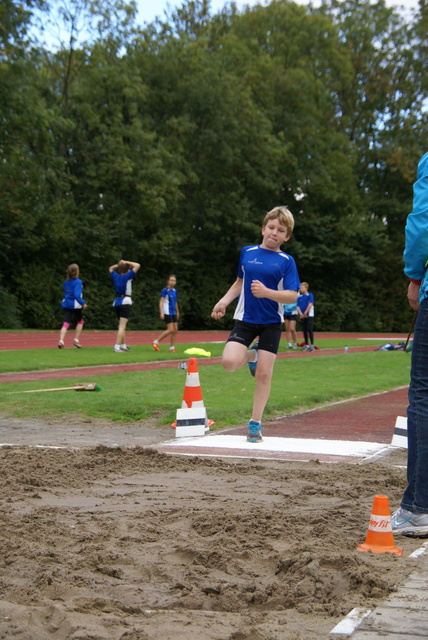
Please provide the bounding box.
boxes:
[251,280,268,298]
[408,281,420,311]
[211,302,226,319]
[83,304,87,309]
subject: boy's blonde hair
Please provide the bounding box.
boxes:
[300,282,309,289]
[263,206,294,234]
[66,263,79,279]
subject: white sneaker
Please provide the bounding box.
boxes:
[391,507,428,537]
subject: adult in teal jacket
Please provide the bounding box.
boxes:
[392,152,428,537]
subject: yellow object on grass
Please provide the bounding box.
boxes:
[184,348,212,357]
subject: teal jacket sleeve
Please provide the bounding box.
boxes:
[404,153,428,282]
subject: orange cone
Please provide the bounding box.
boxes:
[357,495,403,556]
[170,358,215,428]
[181,357,204,409]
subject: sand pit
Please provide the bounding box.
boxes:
[0,415,422,640]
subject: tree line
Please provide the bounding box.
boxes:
[1,0,427,332]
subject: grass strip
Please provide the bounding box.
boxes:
[0,337,405,374]
[0,351,411,429]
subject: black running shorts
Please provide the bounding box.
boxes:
[227,320,282,354]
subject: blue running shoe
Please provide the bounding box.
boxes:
[247,419,264,443]
[391,507,428,537]
[248,340,259,377]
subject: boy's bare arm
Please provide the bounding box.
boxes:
[251,280,298,305]
[125,260,140,273]
[211,278,243,319]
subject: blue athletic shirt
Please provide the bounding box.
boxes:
[61,278,85,309]
[284,302,298,315]
[404,152,428,303]
[110,269,136,306]
[234,245,300,324]
[297,292,315,316]
[160,287,177,315]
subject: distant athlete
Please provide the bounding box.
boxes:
[109,259,140,352]
[58,263,87,349]
[211,206,300,443]
[153,275,180,353]
[297,282,315,351]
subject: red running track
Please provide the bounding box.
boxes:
[0,330,230,351]
[0,330,408,351]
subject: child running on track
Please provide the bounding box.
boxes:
[211,206,300,443]
[109,259,140,352]
[58,263,87,349]
[153,275,180,353]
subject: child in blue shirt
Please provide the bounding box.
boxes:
[109,259,140,352]
[211,206,300,443]
[297,282,315,351]
[153,275,180,353]
[284,301,298,349]
[58,263,87,348]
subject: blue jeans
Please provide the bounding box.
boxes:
[402,297,428,513]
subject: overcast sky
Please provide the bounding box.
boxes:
[136,0,421,26]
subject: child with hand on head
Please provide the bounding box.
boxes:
[109,259,140,353]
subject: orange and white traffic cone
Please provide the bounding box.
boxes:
[172,358,213,436]
[357,495,403,556]
[181,357,204,409]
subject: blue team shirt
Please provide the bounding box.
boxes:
[234,245,300,324]
[297,292,315,316]
[284,302,298,315]
[61,278,85,309]
[111,269,136,306]
[160,287,177,315]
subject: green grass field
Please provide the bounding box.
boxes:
[0,335,405,373]
[0,336,411,429]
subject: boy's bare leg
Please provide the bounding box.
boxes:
[251,350,276,422]
[116,317,128,345]
[156,324,173,344]
[221,341,254,372]
[290,321,297,344]
[169,322,178,347]
[74,321,84,342]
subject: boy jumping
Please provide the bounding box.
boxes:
[211,206,300,442]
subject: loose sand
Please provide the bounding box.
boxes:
[0,415,422,640]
